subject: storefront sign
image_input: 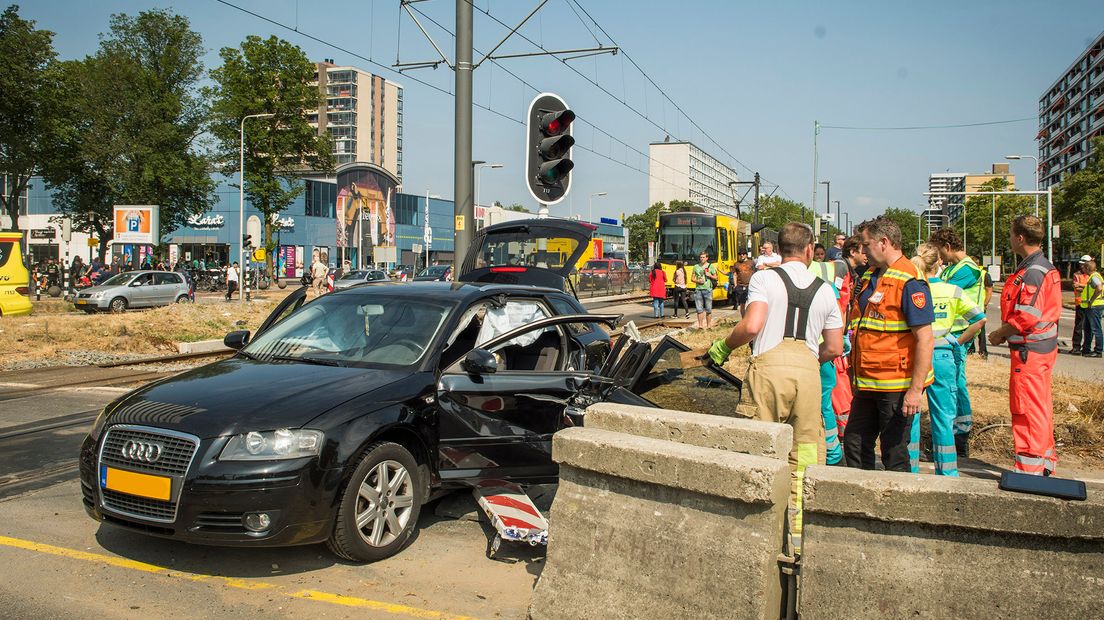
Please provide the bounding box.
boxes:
[114,205,159,244]
[270,213,295,230]
[186,214,225,228]
[30,228,55,240]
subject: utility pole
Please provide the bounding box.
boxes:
[453,0,474,268]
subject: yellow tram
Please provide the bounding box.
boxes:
[654,210,752,301]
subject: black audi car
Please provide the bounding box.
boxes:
[79,220,742,562]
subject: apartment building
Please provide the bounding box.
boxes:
[648,140,742,216]
[310,60,404,180]
[1038,31,1104,188]
[933,164,1015,223]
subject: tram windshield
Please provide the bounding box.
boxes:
[657,220,715,262]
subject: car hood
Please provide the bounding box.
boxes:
[102,357,409,438]
[80,284,124,295]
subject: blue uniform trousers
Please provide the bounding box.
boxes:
[951,341,972,437]
[820,360,842,465]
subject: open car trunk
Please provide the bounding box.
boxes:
[457,218,595,290]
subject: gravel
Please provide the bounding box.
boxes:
[1,349,211,372]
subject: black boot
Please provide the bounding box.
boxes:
[955,434,970,459]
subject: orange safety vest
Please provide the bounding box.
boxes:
[1073,271,1089,306]
[850,255,935,392]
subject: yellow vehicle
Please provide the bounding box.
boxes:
[0,232,33,317]
[655,211,749,301]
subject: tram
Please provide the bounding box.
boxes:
[654,210,753,301]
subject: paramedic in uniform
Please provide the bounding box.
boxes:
[708,222,843,549]
[988,215,1061,475]
[845,216,934,472]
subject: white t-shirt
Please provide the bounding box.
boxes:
[754,252,782,269]
[227,266,239,283]
[745,261,843,358]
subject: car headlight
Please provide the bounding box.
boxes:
[89,292,104,299]
[219,429,324,461]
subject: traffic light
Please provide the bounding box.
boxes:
[526,93,575,206]
[819,218,829,235]
[242,234,253,249]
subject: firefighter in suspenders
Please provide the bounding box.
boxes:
[988,216,1061,475]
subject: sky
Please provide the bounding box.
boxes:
[21,0,1104,224]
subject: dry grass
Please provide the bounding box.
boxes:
[0,297,284,367]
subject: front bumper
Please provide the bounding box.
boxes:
[73,296,110,310]
[79,430,343,547]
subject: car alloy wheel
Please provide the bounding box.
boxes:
[110,297,127,313]
[328,441,423,562]
[175,294,190,304]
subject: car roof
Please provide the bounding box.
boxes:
[329,280,563,301]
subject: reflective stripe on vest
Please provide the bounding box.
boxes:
[930,279,983,347]
[944,257,984,308]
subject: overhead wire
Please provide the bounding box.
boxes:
[820,117,1036,131]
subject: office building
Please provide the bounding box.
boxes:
[310,60,404,180]
[934,164,1015,223]
[648,140,742,216]
[1037,31,1104,188]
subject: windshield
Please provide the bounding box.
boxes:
[339,271,367,280]
[419,265,450,276]
[657,225,715,262]
[583,261,609,270]
[243,294,453,367]
[101,272,137,286]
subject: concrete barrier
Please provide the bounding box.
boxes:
[529,426,791,620]
[800,465,1104,619]
[176,339,230,354]
[585,402,791,460]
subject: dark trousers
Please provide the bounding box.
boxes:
[1072,305,1085,351]
[844,390,914,472]
[1083,306,1103,354]
[225,280,238,300]
[672,288,688,317]
[976,321,988,356]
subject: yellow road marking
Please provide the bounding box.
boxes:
[0,535,476,619]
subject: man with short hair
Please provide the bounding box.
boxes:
[754,242,782,270]
[988,215,1062,475]
[225,262,239,301]
[846,216,934,472]
[730,251,755,312]
[1079,259,1103,358]
[826,233,846,261]
[691,251,718,329]
[708,222,843,550]
[927,227,985,455]
[1071,255,1094,355]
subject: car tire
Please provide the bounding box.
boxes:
[327,441,423,563]
[109,297,127,313]
[175,294,190,304]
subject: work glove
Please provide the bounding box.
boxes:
[708,338,732,366]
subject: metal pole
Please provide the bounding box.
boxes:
[991,194,996,266]
[1047,186,1053,263]
[824,181,830,247]
[425,189,430,269]
[811,121,818,227]
[1031,155,1039,217]
[453,0,474,269]
[239,112,274,305]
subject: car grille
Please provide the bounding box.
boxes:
[100,426,198,476]
[78,292,92,299]
[101,488,177,522]
[194,512,247,533]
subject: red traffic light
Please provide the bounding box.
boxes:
[540,110,575,136]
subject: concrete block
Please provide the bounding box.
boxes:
[800,465,1104,619]
[585,402,791,460]
[176,339,230,354]
[529,427,791,620]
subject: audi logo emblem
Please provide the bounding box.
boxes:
[122,440,163,463]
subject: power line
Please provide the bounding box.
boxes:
[820,116,1036,131]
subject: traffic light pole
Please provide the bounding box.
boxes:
[453,0,474,268]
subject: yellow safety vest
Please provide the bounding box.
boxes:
[930,278,984,347]
[1081,272,1104,308]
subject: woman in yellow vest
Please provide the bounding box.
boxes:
[909,244,987,475]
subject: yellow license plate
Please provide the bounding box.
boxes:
[75,300,86,304]
[101,466,171,501]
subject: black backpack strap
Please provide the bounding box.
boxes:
[772,266,826,340]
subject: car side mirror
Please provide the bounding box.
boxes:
[224,330,251,351]
[461,348,497,375]
[130,281,142,287]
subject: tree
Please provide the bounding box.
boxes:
[757,195,810,231]
[504,203,530,213]
[208,35,334,276]
[881,207,922,256]
[44,10,215,259]
[0,5,59,233]
[622,200,695,262]
[947,177,1034,265]
[1053,136,1104,260]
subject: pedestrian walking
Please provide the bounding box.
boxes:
[691,251,718,329]
[988,215,1061,475]
[672,260,689,319]
[648,262,667,319]
[1071,255,1095,355]
[1079,259,1103,357]
[225,262,239,301]
[311,256,328,296]
[845,216,934,473]
[707,222,843,551]
[928,228,986,453]
[909,244,986,476]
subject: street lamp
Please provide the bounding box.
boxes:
[843,212,850,235]
[1005,154,1039,216]
[472,161,503,211]
[239,112,275,304]
[819,180,830,245]
[589,191,607,224]
[832,200,840,237]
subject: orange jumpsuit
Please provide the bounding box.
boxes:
[1000,250,1061,475]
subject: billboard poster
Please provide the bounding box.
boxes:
[113,205,159,245]
[335,163,399,256]
[295,245,304,278]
